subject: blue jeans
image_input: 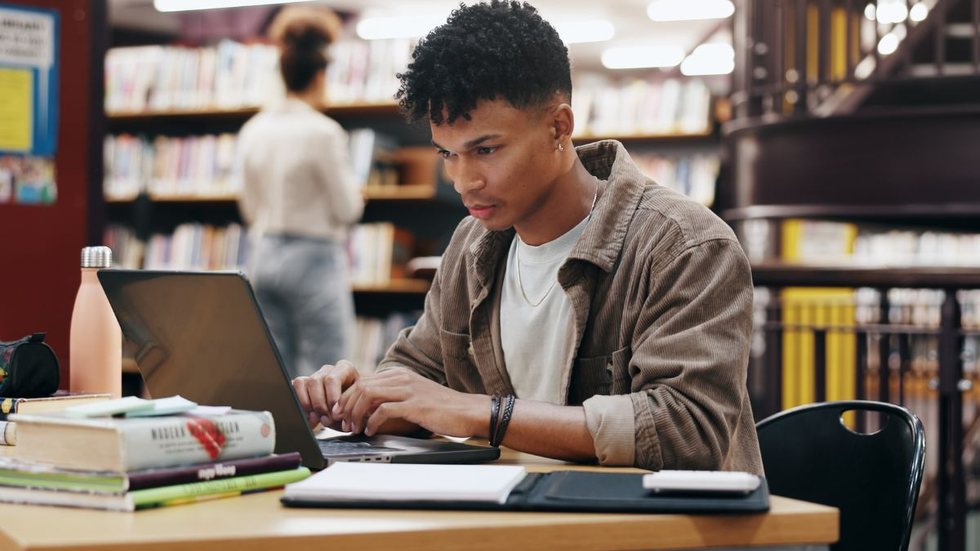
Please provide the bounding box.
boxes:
[248,234,354,379]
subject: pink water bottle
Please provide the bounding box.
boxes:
[69,246,122,397]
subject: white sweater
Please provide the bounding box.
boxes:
[237,98,364,241]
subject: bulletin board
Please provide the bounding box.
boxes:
[0,3,59,204]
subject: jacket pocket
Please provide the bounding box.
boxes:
[609,345,633,394]
[438,329,476,388]
[569,345,632,404]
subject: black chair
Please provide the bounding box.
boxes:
[756,400,925,551]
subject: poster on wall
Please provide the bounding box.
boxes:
[0,3,59,205]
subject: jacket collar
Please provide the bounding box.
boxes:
[467,140,646,285]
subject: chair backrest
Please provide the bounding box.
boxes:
[756,400,925,551]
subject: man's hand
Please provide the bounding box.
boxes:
[334,367,489,438]
[291,360,360,430]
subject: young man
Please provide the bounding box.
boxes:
[292,0,762,473]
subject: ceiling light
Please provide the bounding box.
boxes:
[864,3,877,20]
[154,0,311,12]
[909,3,929,22]
[555,20,615,44]
[647,0,735,22]
[876,1,909,24]
[680,43,735,75]
[356,14,445,40]
[877,32,900,55]
[601,45,685,70]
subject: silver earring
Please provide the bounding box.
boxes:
[558,143,565,152]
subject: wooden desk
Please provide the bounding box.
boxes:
[0,448,838,551]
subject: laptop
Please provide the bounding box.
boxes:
[97,269,500,470]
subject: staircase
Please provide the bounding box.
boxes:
[726,0,980,227]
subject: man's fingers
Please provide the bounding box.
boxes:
[291,377,313,412]
[364,402,405,436]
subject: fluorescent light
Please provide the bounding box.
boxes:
[601,45,685,69]
[555,20,615,44]
[680,43,735,75]
[647,0,734,22]
[154,0,311,12]
[355,14,445,40]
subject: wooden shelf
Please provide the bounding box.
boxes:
[106,101,400,124]
[352,278,430,294]
[108,184,441,205]
[751,261,980,289]
[573,130,715,143]
[363,184,437,201]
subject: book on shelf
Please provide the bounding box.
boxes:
[0,452,302,494]
[326,38,414,105]
[9,409,276,472]
[632,153,719,207]
[0,392,112,421]
[349,223,415,285]
[571,75,713,137]
[348,128,399,189]
[0,466,310,512]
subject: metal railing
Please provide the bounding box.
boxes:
[751,265,980,551]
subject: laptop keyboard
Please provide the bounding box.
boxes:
[318,439,401,456]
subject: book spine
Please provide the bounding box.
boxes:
[118,411,277,471]
[130,466,311,510]
[126,452,303,491]
[0,421,14,446]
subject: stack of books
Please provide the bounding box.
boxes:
[0,400,309,511]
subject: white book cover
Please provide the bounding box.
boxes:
[284,463,527,504]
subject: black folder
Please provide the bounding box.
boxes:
[280,471,770,514]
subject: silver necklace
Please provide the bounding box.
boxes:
[515,177,600,307]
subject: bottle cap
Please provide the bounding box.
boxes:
[80,246,113,268]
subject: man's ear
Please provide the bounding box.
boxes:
[551,102,575,146]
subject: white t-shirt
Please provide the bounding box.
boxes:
[500,215,590,403]
[237,98,364,241]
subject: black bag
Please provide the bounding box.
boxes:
[0,333,60,398]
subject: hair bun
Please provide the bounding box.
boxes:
[268,5,341,50]
[281,24,328,51]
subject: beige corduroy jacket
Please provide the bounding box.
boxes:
[379,140,763,474]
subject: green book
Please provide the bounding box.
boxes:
[0,467,311,512]
[0,452,303,493]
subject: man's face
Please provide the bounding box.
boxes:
[430,98,562,233]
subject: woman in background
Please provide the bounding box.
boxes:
[238,5,363,379]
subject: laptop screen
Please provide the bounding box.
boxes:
[98,269,326,469]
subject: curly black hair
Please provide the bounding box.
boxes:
[396,1,571,124]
